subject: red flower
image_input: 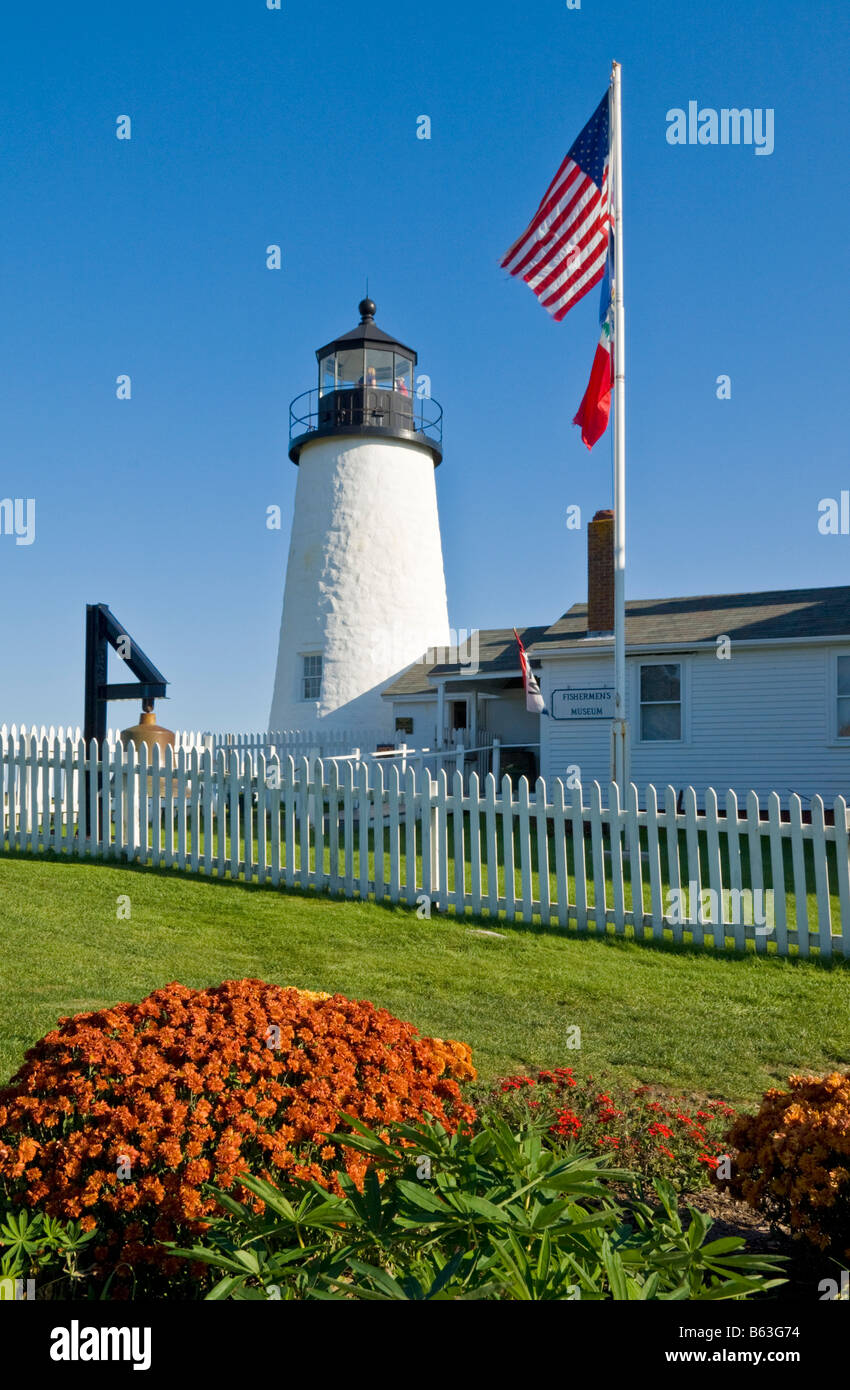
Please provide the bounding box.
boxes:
[549,1108,583,1138]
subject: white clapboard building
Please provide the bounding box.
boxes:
[270,304,850,806]
[383,510,850,806]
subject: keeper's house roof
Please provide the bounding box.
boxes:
[527,585,850,655]
[382,626,548,698]
[383,586,850,699]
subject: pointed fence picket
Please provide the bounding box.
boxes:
[834,795,850,958]
[609,781,625,934]
[704,788,724,950]
[588,781,606,936]
[570,781,588,933]
[1,729,849,958]
[551,781,568,930]
[404,766,417,908]
[625,782,643,939]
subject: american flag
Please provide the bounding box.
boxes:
[501,91,612,322]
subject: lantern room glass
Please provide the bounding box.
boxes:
[393,354,413,396]
[364,349,394,390]
[334,349,365,390]
[318,348,417,397]
[319,355,336,396]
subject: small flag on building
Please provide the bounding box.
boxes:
[514,628,547,715]
[573,236,614,449]
[500,92,612,321]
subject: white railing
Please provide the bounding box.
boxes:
[1,728,848,957]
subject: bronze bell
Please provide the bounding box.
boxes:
[120,700,175,755]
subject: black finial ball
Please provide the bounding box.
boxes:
[359,297,376,322]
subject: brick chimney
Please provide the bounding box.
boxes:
[587,509,614,635]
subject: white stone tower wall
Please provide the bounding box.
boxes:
[269,434,450,732]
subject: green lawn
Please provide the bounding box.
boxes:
[48,806,843,937]
[0,849,848,1106]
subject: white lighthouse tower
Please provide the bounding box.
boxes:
[269,298,450,734]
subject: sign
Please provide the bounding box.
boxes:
[551,686,614,721]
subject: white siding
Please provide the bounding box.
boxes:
[389,690,539,751]
[481,691,539,745]
[541,642,850,805]
[390,699,437,745]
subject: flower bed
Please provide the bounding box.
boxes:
[0,979,475,1293]
[471,1067,735,1191]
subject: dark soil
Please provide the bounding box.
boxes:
[686,1186,838,1301]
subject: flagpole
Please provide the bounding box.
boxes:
[611,60,628,793]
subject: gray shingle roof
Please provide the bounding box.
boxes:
[528,585,850,653]
[382,587,850,700]
[382,626,547,698]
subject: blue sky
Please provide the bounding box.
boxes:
[1,0,847,732]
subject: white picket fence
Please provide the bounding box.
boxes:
[0,724,504,783]
[1,729,849,958]
[0,725,391,756]
[174,728,391,757]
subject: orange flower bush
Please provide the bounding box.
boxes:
[0,980,475,1291]
[726,1072,850,1256]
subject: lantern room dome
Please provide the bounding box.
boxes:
[288,298,443,466]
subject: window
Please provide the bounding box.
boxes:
[302,654,322,701]
[334,349,365,389]
[319,355,336,396]
[639,663,681,741]
[393,354,413,396]
[395,716,414,735]
[364,349,394,390]
[838,656,850,737]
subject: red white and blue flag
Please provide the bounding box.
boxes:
[514,629,547,715]
[500,92,612,321]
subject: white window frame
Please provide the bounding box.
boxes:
[634,658,687,746]
[828,649,850,744]
[300,652,323,703]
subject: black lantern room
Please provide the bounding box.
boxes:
[288,299,443,465]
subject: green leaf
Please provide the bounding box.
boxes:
[699,1236,747,1256]
[601,1238,630,1301]
[344,1258,409,1300]
[207,1273,250,1300]
[395,1180,453,1214]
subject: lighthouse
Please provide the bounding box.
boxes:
[269,299,451,733]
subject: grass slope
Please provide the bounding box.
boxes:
[0,851,848,1104]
